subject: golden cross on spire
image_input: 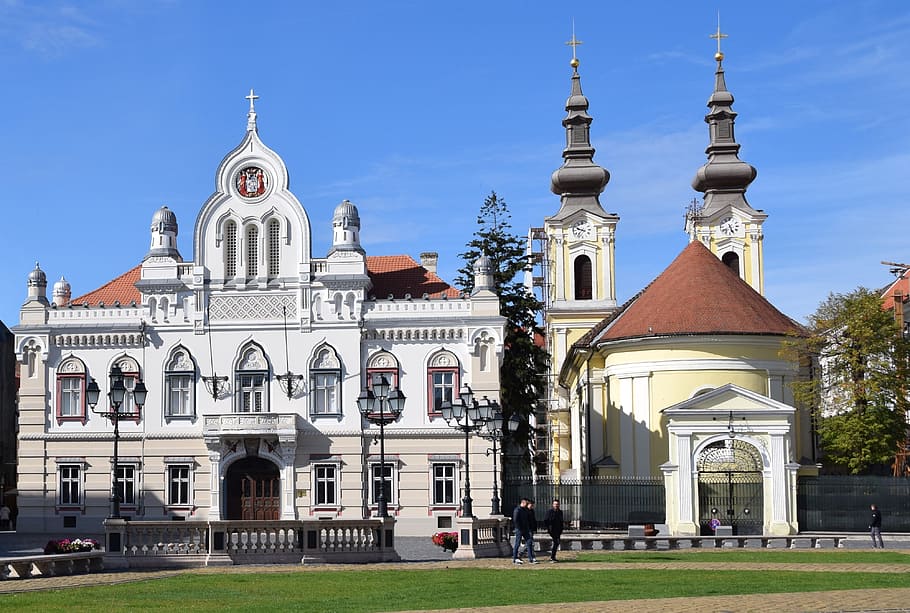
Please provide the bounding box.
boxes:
[709,13,728,61]
[246,88,259,112]
[566,20,582,68]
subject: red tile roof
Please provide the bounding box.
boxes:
[367,255,461,299]
[596,241,800,342]
[69,265,142,307]
[68,256,460,306]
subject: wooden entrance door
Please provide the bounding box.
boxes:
[241,473,281,520]
[225,456,280,520]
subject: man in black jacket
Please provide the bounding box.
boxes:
[870,504,884,548]
[543,498,565,562]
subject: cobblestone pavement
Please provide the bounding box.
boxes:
[3,556,910,612]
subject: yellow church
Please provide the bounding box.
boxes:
[536,39,814,536]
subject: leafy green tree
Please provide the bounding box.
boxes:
[787,288,910,473]
[456,191,549,475]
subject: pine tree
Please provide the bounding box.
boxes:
[457,191,549,475]
[785,288,910,474]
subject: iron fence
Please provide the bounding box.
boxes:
[503,476,665,529]
[798,476,910,532]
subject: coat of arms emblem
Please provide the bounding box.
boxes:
[237,166,268,198]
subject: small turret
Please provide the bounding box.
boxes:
[330,199,363,254]
[26,262,48,304]
[472,255,494,295]
[52,276,71,307]
[145,206,181,261]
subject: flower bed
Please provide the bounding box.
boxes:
[44,538,101,554]
[431,531,458,552]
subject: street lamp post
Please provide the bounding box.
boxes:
[357,375,405,518]
[440,385,493,519]
[480,402,520,516]
[86,365,148,519]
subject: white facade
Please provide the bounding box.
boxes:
[14,101,505,537]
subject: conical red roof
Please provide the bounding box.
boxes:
[599,241,799,341]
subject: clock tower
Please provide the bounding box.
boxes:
[540,41,618,378]
[685,30,767,294]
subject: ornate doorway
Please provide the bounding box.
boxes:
[697,439,764,535]
[225,457,280,520]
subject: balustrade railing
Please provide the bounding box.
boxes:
[109,518,398,568]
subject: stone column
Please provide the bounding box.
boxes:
[279,437,297,520]
[205,440,222,521]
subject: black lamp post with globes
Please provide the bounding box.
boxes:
[356,375,405,518]
[86,365,148,521]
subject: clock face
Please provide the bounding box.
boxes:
[571,220,592,239]
[719,216,741,236]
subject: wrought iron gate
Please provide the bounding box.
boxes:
[697,439,763,535]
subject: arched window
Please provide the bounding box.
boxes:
[574,255,592,300]
[310,345,342,416]
[267,218,280,279]
[225,221,237,279]
[366,351,400,390]
[427,350,460,416]
[165,347,196,419]
[235,344,269,413]
[56,357,87,422]
[246,225,259,279]
[722,251,740,276]
[111,356,141,419]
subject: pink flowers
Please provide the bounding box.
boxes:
[44,538,100,554]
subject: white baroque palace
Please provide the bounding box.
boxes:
[14,96,504,537]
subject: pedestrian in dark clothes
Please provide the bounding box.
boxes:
[544,498,565,562]
[870,504,884,548]
[511,498,538,564]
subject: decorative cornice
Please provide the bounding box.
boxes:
[23,426,467,441]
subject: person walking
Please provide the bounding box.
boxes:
[527,500,538,561]
[511,498,538,564]
[870,504,884,548]
[0,505,9,531]
[544,498,565,562]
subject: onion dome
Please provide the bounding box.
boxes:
[53,276,71,307]
[333,199,361,227]
[549,54,611,221]
[151,206,178,235]
[27,262,46,288]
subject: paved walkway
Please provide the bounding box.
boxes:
[2,555,910,612]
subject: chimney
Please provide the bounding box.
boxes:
[420,252,438,274]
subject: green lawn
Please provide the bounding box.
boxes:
[1,565,909,612]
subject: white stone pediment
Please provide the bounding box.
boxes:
[662,383,795,417]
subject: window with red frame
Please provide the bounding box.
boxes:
[367,369,399,390]
[56,357,87,421]
[428,368,459,415]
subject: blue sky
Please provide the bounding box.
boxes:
[2,1,908,326]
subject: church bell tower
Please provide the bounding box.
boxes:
[686,23,767,294]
